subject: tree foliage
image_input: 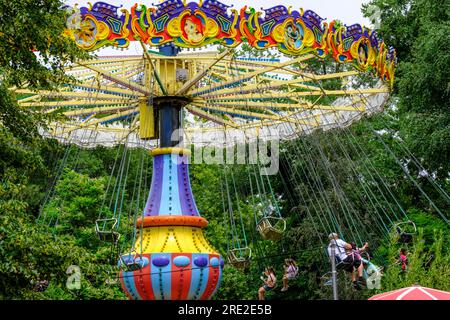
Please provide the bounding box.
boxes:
[0,0,90,139]
[363,0,450,177]
[0,0,448,301]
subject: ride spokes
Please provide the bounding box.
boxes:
[15,0,409,301]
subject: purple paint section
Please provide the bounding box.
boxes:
[152,256,170,267]
[144,155,164,216]
[144,153,200,218]
[177,155,200,217]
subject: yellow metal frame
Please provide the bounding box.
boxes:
[13,47,391,142]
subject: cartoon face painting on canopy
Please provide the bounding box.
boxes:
[182,14,204,43]
[358,41,369,66]
[76,20,97,46]
[284,21,304,50]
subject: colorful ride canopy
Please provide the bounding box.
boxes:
[14,1,396,149]
[64,0,396,86]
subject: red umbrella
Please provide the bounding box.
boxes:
[369,285,450,300]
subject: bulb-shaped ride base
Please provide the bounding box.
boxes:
[119,148,224,300]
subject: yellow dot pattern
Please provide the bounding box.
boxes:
[133,226,218,254]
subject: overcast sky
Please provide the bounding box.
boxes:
[65,0,372,56]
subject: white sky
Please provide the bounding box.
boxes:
[65,0,371,56]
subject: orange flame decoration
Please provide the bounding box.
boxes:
[64,0,397,86]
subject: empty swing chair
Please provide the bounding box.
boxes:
[222,166,253,269]
[119,253,148,272]
[321,272,334,286]
[320,251,352,286]
[95,142,134,245]
[95,218,121,243]
[227,247,252,269]
[320,257,354,287]
[257,215,287,241]
[250,168,286,241]
[256,202,287,241]
[394,220,417,244]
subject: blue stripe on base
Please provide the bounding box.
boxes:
[151,253,172,300]
[210,258,224,299]
[188,253,210,300]
[159,154,182,216]
[122,271,142,300]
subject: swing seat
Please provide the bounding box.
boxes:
[320,272,335,286]
[119,254,149,272]
[394,220,416,244]
[95,218,120,243]
[324,279,333,286]
[399,233,413,243]
[330,254,356,272]
[227,247,252,269]
[97,230,120,243]
[336,260,353,272]
[105,278,118,285]
[257,217,286,241]
[322,256,364,286]
[362,258,383,289]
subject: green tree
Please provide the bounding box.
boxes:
[0,0,90,139]
[0,173,125,299]
[42,169,110,248]
[363,0,450,177]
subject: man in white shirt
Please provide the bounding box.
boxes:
[327,233,368,290]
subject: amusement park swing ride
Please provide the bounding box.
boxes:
[14,0,400,300]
